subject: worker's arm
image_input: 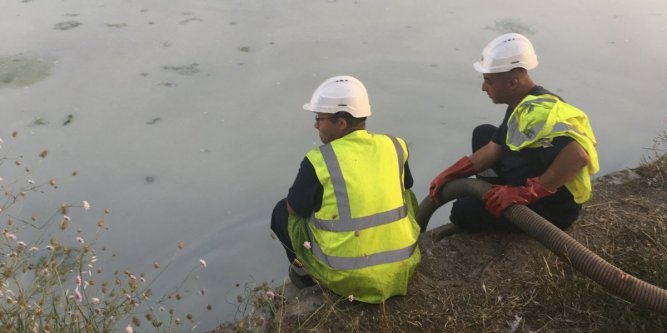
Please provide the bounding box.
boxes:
[286,201,296,215]
[483,140,590,217]
[429,141,502,202]
[469,141,503,172]
[287,158,322,218]
[537,141,590,191]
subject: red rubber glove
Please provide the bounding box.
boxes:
[483,176,556,217]
[429,156,475,202]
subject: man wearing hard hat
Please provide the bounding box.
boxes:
[271,76,421,303]
[429,33,599,231]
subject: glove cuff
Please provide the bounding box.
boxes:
[448,155,476,179]
[526,177,556,199]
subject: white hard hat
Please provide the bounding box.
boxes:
[473,33,538,73]
[303,75,371,118]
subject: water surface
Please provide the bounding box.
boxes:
[1,0,666,331]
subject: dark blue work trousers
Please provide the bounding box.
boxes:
[450,124,580,231]
[270,198,297,263]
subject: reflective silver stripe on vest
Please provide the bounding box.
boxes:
[307,224,417,270]
[312,205,408,232]
[552,122,582,135]
[387,135,406,203]
[507,97,558,147]
[319,144,351,219]
[519,97,557,113]
[312,135,407,232]
[507,116,545,147]
[508,102,583,148]
[308,134,415,269]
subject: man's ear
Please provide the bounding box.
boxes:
[336,117,348,129]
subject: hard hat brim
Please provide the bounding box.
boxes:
[473,61,487,73]
[303,103,371,117]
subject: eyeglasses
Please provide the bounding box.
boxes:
[314,115,337,122]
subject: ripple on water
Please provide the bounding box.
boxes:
[162,63,200,76]
[53,20,81,31]
[0,57,52,87]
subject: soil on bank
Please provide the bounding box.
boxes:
[210,155,667,333]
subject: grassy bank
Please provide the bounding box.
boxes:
[214,153,667,333]
[0,137,208,333]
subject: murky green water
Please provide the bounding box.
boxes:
[1,1,665,331]
[0,57,52,87]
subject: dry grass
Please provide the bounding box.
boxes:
[211,154,667,333]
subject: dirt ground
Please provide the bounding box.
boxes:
[210,155,667,333]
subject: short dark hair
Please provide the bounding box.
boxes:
[509,67,528,78]
[333,111,366,127]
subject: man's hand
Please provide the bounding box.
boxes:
[429,156,475,202]
[483,177,556,217]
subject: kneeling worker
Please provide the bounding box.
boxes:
[429,33,599,231]
[271,75,421,303]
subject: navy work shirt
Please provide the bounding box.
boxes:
[287,157,414,218]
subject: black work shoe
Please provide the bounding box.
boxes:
[289,265,316,289]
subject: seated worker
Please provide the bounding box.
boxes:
[429,33,599,231]
[271,75,421,303]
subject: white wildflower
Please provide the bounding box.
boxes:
[266,290,275,299]
[82,200,90,210]
[199,258,207,268]
[507,314,523,333]
[91,297,101,304]
[76,236,84,244]
[125,325,133,333]
[303,241,312,249]
[74,286,82,303]
[63,215,71,222]
[347,294,354,302]
[28,179,35,184]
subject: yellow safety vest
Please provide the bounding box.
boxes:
[288,130,421,303]
[506,94,599,203]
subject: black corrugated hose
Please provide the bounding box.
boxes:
[416,178,667,315]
